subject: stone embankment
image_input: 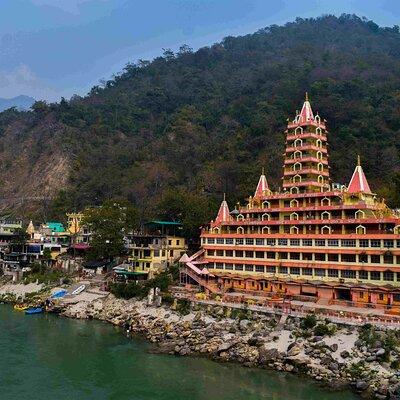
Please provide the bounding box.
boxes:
[61,295,400,400]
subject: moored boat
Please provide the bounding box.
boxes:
[25,307,43,315]
[14,304,28,311]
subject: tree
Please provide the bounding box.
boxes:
[156,188,216,239]
[11,228,29,248]
[42,247,52,266]
[82,200,138,261]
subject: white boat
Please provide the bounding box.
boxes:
[71,285,86,295]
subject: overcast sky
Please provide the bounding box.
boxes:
[1,0,400,101]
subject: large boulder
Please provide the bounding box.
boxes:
[287,345,301,357]
[355,380,369,391]
[375,348,386,357]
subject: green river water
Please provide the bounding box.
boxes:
[0,305,358,400]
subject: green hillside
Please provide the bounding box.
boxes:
[1,14,400,233]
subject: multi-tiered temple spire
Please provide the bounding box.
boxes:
[283,93,329,193]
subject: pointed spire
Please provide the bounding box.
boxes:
[254,169,270,198]
[26,220,35,236]
[347,156,372,194]
[215,195,230,223]
[298,92,314,123]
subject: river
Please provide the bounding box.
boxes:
[0,305,357,400]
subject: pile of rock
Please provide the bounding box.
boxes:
[61,295,400,399]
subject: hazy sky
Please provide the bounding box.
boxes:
[1,0,400,101]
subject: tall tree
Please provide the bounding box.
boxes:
[83,200,138,261]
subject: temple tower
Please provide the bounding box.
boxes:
[283,93,330,193]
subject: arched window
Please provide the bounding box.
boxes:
[317,151,323,160]
[316,125,322,134]
[395,225,400,234]
[290,199,299,207]
[317,175,324,184]
[321,197,330,206]
[293,162,302,171]
[262,201,270,209]
[237,214,244,221]
[290,212,299,220]
[355,210,365,219]
[294,126,303,135]
[294,150,302,159]
[293,174,302,183]
[290,226,299,234]
[262,226,270,234]
[261,213,270,221]
[356,225,366,235]
[213,227,220,234]
[321,211,331,220]
[317,162,323,172]
[321,225,331,234]
[237,227,244,234]
[290,186,299,194]
[315,115,321,124]
[294,138,303,147]
[316,139,322,148]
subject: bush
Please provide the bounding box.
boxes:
[176,299,191,315]
[314,323,330,336]
[301,314,317,329]
[359,323,378,346]
[162,293,174,305]
[168,264,180,281]
[109,282,147,299]
[24,270,66,284]
[390,359,400,369]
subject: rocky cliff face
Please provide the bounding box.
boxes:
[0,113,70,216]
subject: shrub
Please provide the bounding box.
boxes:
[162,293,174,305]
[390,359,400,369]
[176,299,191,315]
[314,323,330,336]
[301,314,317,329]
[109,282,147,299]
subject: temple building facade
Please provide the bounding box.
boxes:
[182,95,400,309]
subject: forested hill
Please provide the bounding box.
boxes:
[1,14,400,232]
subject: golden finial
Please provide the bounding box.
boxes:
[305,92,309,101]
[357,155,361,166]
[223,192,226,201]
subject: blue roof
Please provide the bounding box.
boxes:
[144,220,182,226]
[46,222,65,232]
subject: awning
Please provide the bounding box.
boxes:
[114,269,148,276]
[71,243,90,250]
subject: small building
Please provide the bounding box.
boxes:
[125,221,187,278]
[39,221,70,247]
[67,212,92,244]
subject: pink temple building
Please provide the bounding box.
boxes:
[182,94,400,310]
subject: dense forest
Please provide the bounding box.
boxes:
[1,14,400,236]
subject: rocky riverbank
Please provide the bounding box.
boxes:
[61,294,400,399]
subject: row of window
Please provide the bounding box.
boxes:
[204,237,399,248]
[206,249,396,264]
[210,263,398,281]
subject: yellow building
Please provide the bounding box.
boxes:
[127,221,187,278]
